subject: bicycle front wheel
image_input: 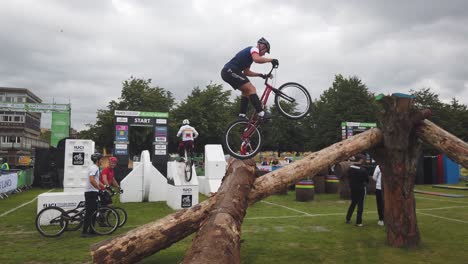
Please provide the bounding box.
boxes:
[274,82,311,119]
[113,207,128,227]
[223,120,262,160]
[91,207,119,235]
[35,206,68,237]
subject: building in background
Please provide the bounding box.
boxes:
[0,87,49,167]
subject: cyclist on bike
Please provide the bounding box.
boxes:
[99,156,122,207]
[82,152,106,238]
[221,37,279,120]
[176,119,199,162]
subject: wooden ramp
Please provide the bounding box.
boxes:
[414,189,465,198]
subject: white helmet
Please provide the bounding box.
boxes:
[182,119,190,125]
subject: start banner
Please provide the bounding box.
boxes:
[0,172,18,194]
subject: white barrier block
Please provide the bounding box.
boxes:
[204,144,227,179]
[120,163,144,203]
[147,164,169,202]
[37,192,85,214]
[198,176,222,196]
[166,184,199,210]
[63,187,85,193]
[167,161,198,186]
[64,139,95,188]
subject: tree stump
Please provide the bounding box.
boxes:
[181,159,256,264]
[373,94,426,247]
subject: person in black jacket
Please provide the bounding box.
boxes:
[345,154,369,227]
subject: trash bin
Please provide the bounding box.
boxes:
[325,175,339,193]
[295,180,314,201]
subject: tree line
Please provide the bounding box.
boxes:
[78,75,468,157]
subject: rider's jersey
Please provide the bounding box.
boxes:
[177,125,199,141]
[224,46,260,70]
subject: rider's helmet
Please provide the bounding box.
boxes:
[91,153,103,163]
[182,119,190,125]
[109,156,118,163]
[257,37,270,53]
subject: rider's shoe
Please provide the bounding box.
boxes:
[238,114,248,120]
[259,111,271,122]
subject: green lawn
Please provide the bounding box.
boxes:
[1,184,468,263]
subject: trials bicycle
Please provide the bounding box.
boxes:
[183,147,194,182]
[35,189,125,237]
[223,65,311,160]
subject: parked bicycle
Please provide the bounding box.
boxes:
[35,189,123,237]
[223,65,311,159]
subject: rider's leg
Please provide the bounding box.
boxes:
[178,142,184,159]
[239,82,265,117]
[239,96,249,118]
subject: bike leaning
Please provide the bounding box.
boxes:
[223,65,311,159]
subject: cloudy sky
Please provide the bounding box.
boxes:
[1,0,467,131]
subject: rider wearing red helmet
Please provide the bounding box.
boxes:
[99,156,121,206]
[221,37,279,120]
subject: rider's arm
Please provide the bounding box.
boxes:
[193,128,199,139]
[244,67,263,77]
[89,175,104,190]
[176,126,183,137]
[112,178,120,188]
[252,52,274,64]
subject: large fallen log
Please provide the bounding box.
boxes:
[181,159,256,264]
[417,119,468,168]
[91,128,383,263]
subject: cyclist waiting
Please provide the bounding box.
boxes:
[82,153,106,238]
[99,156,122,207]
[176,119,199,162]
[221,37,279,120]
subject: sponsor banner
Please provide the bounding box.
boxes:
[115,144,127,150]
[181,194,192,208]
[51,112,70,147]
[0,102,70,112]
[114,110,168,118]
[115,130,128,141]
[155,136,167,142]
[155,144,167,150]
[0,172,18,194]
[116,117,128,123]
[155,126,167,137]
[156,119,167,124]
[72,152,85,165]
[115,149,128,155]
[129,117,154,126]
[155,149,166,155]
[257,165,272,172]
[115,125,128,131]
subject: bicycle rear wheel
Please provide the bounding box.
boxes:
[223,120,263,160]
[35,206,68,237]
[91,207,119,235]
[274,82,311,119]
[113,207,128,227]
[184,150,193,182]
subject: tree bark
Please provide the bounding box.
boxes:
[91,128,383,263]
[181,159,256,264]
[334,161,351,199]
[373,95,424,248]
[416,119,468,168]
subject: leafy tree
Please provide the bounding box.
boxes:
[308,75,380,150]
[169,83,233,154]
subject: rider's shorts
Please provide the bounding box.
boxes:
[221,67,250,90]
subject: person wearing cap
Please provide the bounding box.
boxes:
[221,37,279,120]
[99,156,122,207]
[345,154,369,227]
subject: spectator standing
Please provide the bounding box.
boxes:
[82,153,106,237]
[373,165,384,226]
[346,154,369,227]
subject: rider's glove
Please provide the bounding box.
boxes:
[271,59,279,67]
[260,74,267,79]
[119,188,124,194]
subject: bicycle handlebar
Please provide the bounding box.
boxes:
[264,64,278,85]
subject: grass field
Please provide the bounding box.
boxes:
[1,184,468,263]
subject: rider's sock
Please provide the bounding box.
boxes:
[249,94,263,113]
[258,111,265,117]
[239,96,249,115]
